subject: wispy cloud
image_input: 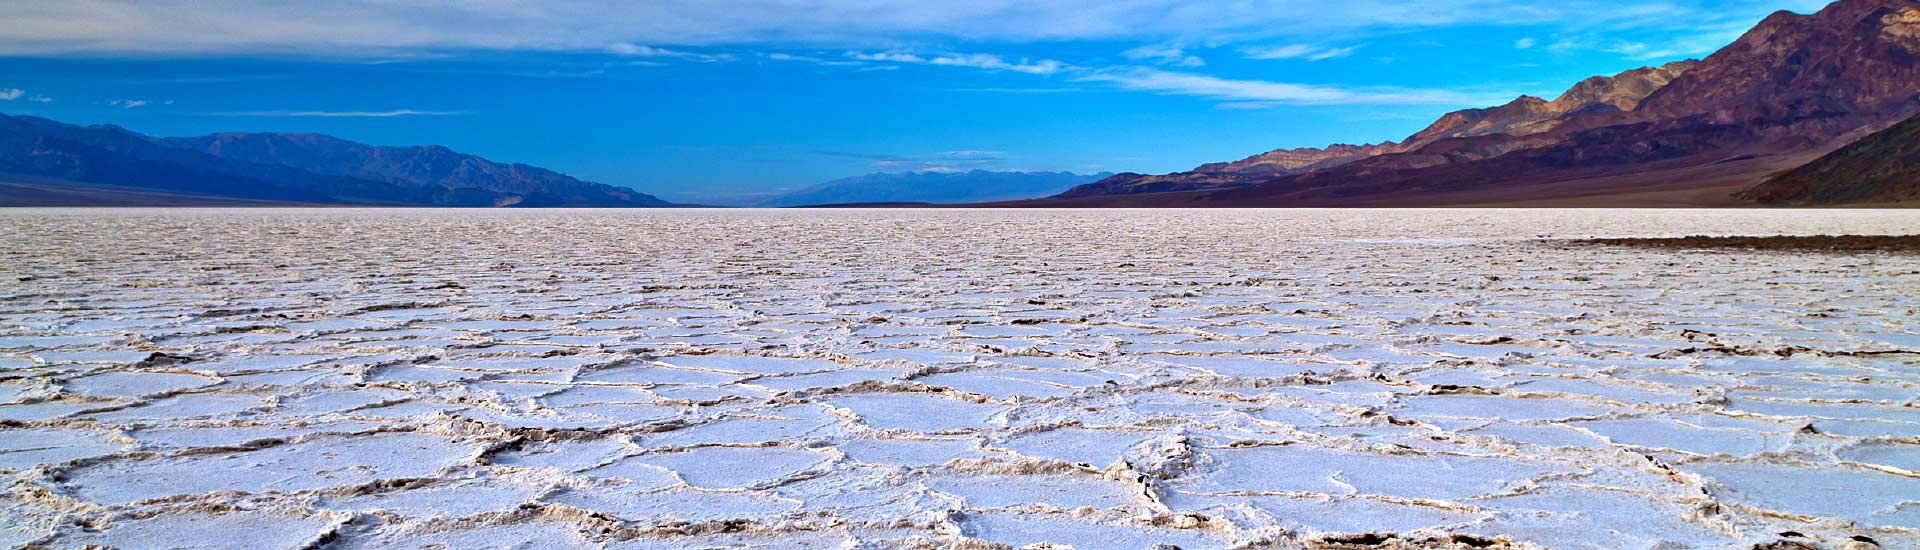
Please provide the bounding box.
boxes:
[208,109,468,117]
[0,1,1809,57]
[607,43,736,63]
[1514,37,1537,49]
[848,51,1070,75]
[1539,16,1760,61]
[0,87,54,103]
[1612,20,1755,60]
[952,87,1083,94]
[1122,44,1205,67]
[1240,44,1359,61]
[109,99,148,109]
[1075,68,1504,107]
[764,52,865,66]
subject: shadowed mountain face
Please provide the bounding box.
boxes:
[765,170,1112,207]
[0,115,672,207]
[1056,0,1920,206]
[1740,111,1920,204]
[159,133,670,207]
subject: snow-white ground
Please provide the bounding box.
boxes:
[1,208,1916,550]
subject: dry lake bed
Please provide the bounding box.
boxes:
[1,208,1917,550]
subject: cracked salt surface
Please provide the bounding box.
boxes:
[1,208,1917,549]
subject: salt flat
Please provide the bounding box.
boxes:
[0,208,1916,550]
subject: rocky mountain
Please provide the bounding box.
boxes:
[1740,111,1920,204]
[158,133,669,207]
[1058,143,1394,198]
[766,170,1111,206]
[1051,0,1920,207]
[0,114,673,207]
[1403,61,1697,146]
[1059,60,1697,198]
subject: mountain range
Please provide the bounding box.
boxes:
[757,170,1112,207]
[0,115,672,207]
[1047,0,1920,207]
[4,0,1914,209]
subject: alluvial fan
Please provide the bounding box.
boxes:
[1,208,1917,549]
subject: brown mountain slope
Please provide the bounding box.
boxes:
[1057,141,1400,198]
[1058,60,1699,198]
[1403,60,1698,146]
[1739,111,1920,204]
[1051,0,1920,207]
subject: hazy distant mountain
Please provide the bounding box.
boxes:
[1052,0,1920,206]
[763,170,1111,207]
[0,114,672,207]
[160,133,670,207]
[1741,111,1920,204]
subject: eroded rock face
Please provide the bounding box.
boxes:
[2,209,1918,549]
[1884,7,1920,42]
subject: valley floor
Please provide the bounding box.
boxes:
[1,208,1917,549]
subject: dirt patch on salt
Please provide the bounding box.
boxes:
[1572,234,1920,252]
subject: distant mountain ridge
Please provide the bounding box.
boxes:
[0,115,671,207]
[763,170,1111,207]
[1052,0,1920,207]
[160,133,669,207]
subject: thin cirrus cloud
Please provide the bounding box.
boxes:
[764,52,865,66]
[1240,44,1359,61]
[1121,45,1206,67]
[840,49,1501,108]
[1075,68,1508,107]
[0,1,1787,55]
[607,43,737,63]
[845,51,1071,75]
[208,109,469,118]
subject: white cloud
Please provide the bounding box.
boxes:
[0,88,22,100]
[765,52,864,66]
[1542,17,1756,61]
[849,51,1070,75]
[109,99,148,108]
[1122,44,1205,67]
[0,0,1816,56]
[607,43,735,62]
[1606,42,1650,56]
[952,87,1082,94]
[930,54,1068,75]
[1074,68,1505,107]
[1241,44,1358,61]
[847,51,926,63]
[208,109,467,117]
[1515,37,1537,49]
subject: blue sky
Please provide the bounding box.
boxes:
[0,1,1831,203]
